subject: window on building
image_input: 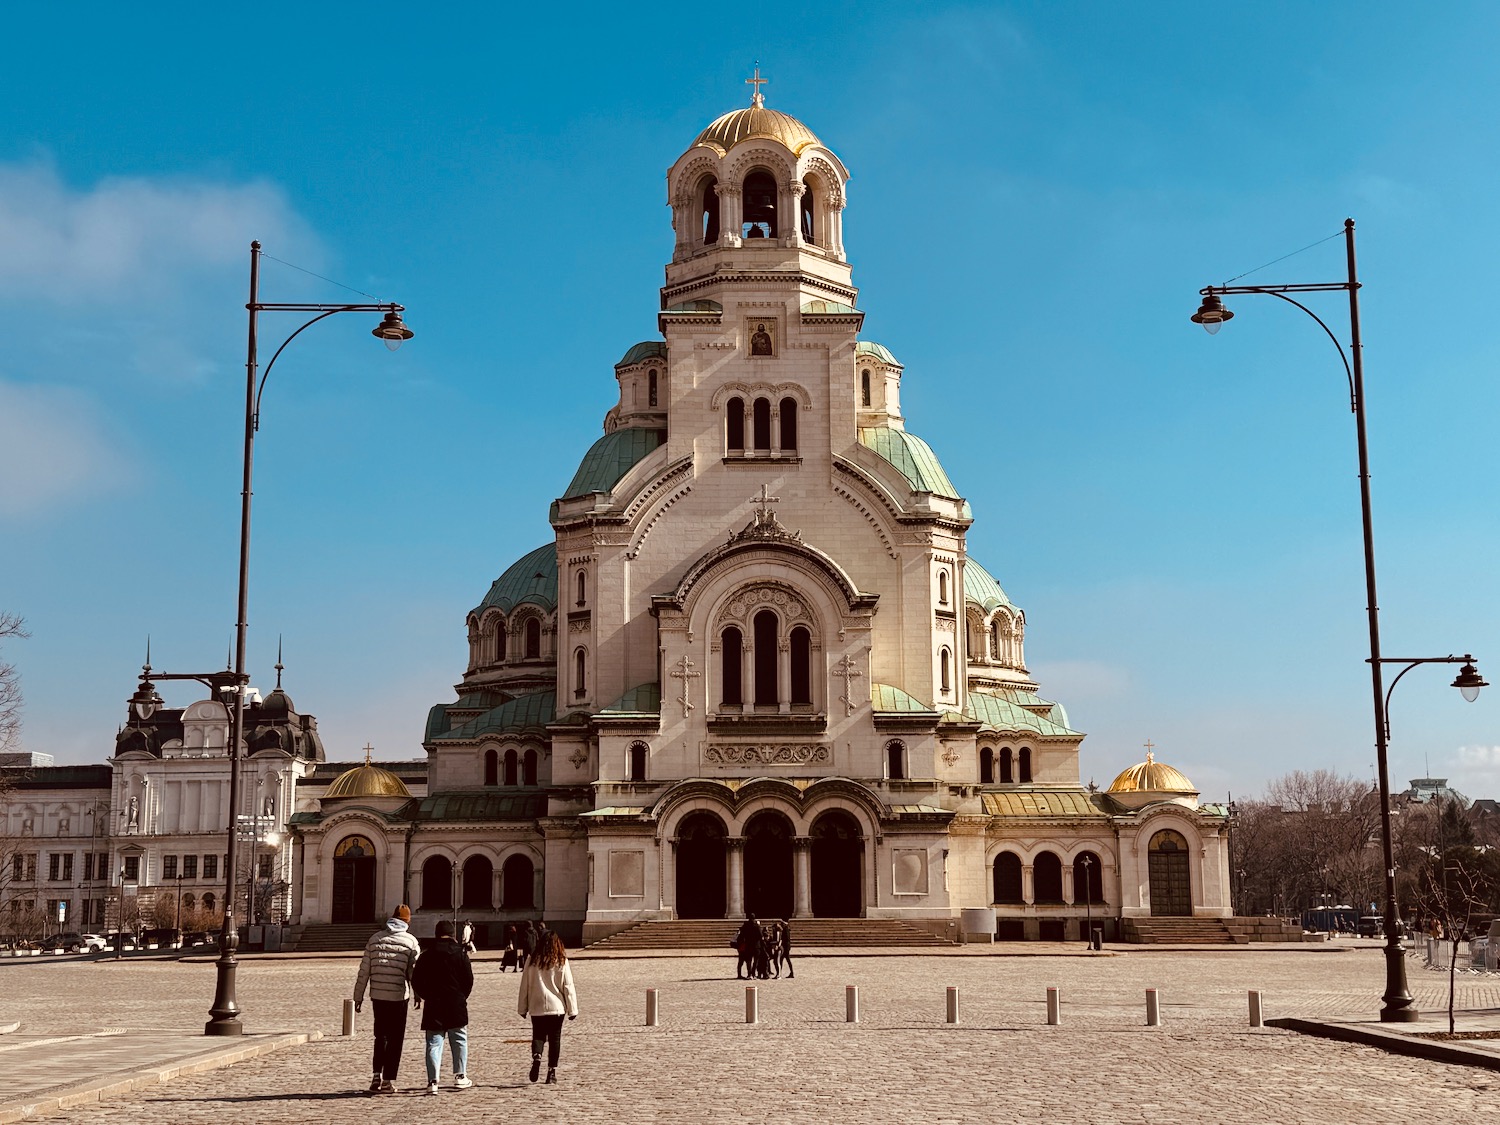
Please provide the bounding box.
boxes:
[1033,851,1064,902]
[202,892,217,913]
[502,854,535,909]
[182,855,198,879]
[257,854,273,880]
[886,740,906,781]
[993,853,1024,903]
[979,747,994,784]
[422,856,453,910]
[789,626,812,706]
[504,749,519,787]
[484,749,499,787]
[123,855,140,882]
[83,853,93,882]
[203,855,219,880]
[753,610,779,705]
[628,742,648,782]
[1000,748,1014,784]
[860,369,871,407]
[801,182,816,243]
[741,170,778,239]
[1073,852,1104,904]
[524,618,541,660]
[522,749,538,787]
[939,647,952,694]
[1019,747,1033,783]
[700,176,720,245]
[576,570,587,607]
[163,855,178,880]
[181,893,196,916]
[938,569,950,605]
[48,853,61,881]
[574,647,587,699]
[462,856,493,909]
[779,397,798,451]
[494,617,507,662]
[752,397,772,451]
[726,397,745,451]
[721,626,744,706]
[648,369,658,407]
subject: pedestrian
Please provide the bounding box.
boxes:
[353,904,421,1095]
[734,913,761,980]
[501,924,519,972]
[412,919,475,1095]
[517,918,537,970]
[516,929,578,1085]
[776,918,794,979]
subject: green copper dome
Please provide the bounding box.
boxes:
[617,341,667,367]
[475,544,557,615]
[561,428,665,500]
[855,340,900,366]
[963,559,1011,612]
[858,427,962,500]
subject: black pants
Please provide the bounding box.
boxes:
[530,1014,564,1067]
[371,999,408,1080]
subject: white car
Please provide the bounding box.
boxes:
[77,933,108,952]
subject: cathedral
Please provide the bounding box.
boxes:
[287,86,1234,944]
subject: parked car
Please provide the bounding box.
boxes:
[1356,916,1382,938]
[103,931,137,950]
[45,932,85,953]
[182,931,212,947]
[78,933,108,952]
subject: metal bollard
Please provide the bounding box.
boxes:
[342,998,354,1037]
[646,988,658,1027]
[1248,989,1263,1028]
[945,985,960,1024]
[1046,986,1060,1026]
[1145,988,1161,1026]
[846,985,860,1023]
[745,985,758,1024]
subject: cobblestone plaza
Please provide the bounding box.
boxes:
[3,946,1498,1123]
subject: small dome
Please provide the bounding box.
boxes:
[1108,750,1196,794]
[325,762,411,800]
[259,687,293,718]
[694,104,822,155]
[475,544,558,615]
[964,559,1011,613]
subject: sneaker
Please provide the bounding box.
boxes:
[426,1083,438,1096]
[454,1076,473,1089]
[379,1079,397,1095]
[529,1055,541,1083]
[368,1076,382,1094]
[545,1068,557,1084]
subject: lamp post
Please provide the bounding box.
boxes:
[129,242,412,1035]
[174,872,186,937]
[1190,218,1485,1021]
[1081,853,1095,948]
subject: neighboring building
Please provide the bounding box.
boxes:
[0,765,111,940]
[1399,777,1469,807]
[288,87,1232,943]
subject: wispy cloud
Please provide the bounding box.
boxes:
[0,380,128,515]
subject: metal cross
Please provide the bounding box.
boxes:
[750,483,779,521]
[362,743,374,765]
[670,655,701,716]
[746,63,767,106]
[834,652,864,716]
[1143,739,1155,762]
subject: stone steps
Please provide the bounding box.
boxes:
[1121,918,1237,944]
[289,923,382,952]
[587,918,952,951]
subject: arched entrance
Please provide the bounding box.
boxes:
[331,835,377,923]
[1148,829,1192,916]
[743,810,794,920]
[810,810,863,917]
[675,811,728,919]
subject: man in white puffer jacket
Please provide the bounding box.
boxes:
[354,905,421,1094]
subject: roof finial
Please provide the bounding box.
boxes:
[363,742,374,766]
[1143,738,1155,764]
[142,635,152,677]
[275,635,284,690]
[746,62,766,108]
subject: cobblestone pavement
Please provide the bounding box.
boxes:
[4,948,1498,1123]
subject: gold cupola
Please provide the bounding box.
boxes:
[1106,746,1199,810]
[324,745,412,801]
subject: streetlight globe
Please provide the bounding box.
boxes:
[372,310,414,351]
[129,680,162,722]
[1452,660,1487,703]
[1191,294,1233,334]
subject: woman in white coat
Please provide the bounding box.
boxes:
[516,929,578,1084]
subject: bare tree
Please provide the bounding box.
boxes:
[1413,843,1498,1033]
[0,612,28,753]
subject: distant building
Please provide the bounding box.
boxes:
[1399,777,1469,807]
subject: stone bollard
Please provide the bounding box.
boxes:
[1145,988,1161,1027]
[1046,986,1060,1026]
[945,986,960,1024]
[846,985,860,1023]
[1248,990,1263,1028]
[646,988,659,1027]
[745,985,758,1024]
[341,999,354,1037]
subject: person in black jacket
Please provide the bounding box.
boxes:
[412,920,475,1094]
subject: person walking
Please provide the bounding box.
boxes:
[776,918,794,979]
[353,905,421,1094]
[517,918,537,970]
[516,930,578,1085]
[734,913,761,980]
[412,919,474,1094]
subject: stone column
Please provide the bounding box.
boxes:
[778,639,791,714]
[726,837,746,917]
[717,185,742,247]
[1062,864,1076,905]
[1022,864,1035,905]
[793,837,813,918]
[787,181,805,248]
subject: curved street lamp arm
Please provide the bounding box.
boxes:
[1375,654,1479,740]
[1201,285,1356,412]
[253,307,357,431]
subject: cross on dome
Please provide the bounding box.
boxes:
[746,63,767,108]
[362,743,374,765]
[1143,739,1155,763]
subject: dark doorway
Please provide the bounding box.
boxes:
[462,856,493,909]
[502,854,535,909]
[810,810,863,917]
[331,835,377,923]
[675,812,727,919]
[1148,830,1192,916]
[743,811,794,920]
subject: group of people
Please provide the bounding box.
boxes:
[499,920,544,971]
[733,914,794,980]
[352,905,579,1095]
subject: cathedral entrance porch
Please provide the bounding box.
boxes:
[743,811,794,920]
[810,809,863,917]
[331,835,377,924]
[675,811,728,919]
[1148,829,1192,917]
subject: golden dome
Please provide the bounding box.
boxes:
[325,758,411,800]
[1107,749,1197,794]
[693,102,823,155]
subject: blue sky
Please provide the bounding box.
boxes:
[2,2,1496,800]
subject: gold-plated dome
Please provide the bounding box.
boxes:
[694,103,822,155]
[325,756,411,800]
[1107,749,1196,794]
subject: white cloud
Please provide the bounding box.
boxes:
[1454,745,1500,795]
[0,380,128,516]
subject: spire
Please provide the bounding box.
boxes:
[746,62,766,108]
[141,635,152,678]
[275,635,284,690]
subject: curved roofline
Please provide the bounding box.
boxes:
[660,535,875,615]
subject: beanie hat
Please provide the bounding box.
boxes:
[393,905,411,922]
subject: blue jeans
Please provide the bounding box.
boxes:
[424,1026,468,1084]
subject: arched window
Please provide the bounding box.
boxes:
[462,855,493,909]
[789,626,812,706]
[742,169,778,238]
[628,742,648,782]
[779,397,797,451]
[421,855,453,910]
[1019,747,1033,783]
[648,368,658,407]
[502,854,535,909]
[503,749,518,787]
[575,570,586,606]
[752,398,772,451]
[522,748,538,787]
[700,177,720,245]
[886,740,906,780]
[860,369,871,407]
[721,626,744,706]
[524,618,541,660]
[801,180,815,243]
[182,893,196,914]
[202,892,216,913]
[1073,851,1104,904]
[1000,747,1014,784]
[574,647,587,699]
[1033,852,1064,903]
[993,853,1023,904]
[979,747,994,784]
[726,397,745,451]
[991,619,1001,663]
[495,618,507,662]
[938,570,950,605]
[753,610,779,705]
[939,647,952,694]
[484,749,498,787]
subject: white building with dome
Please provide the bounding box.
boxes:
[288,87,1238,945]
